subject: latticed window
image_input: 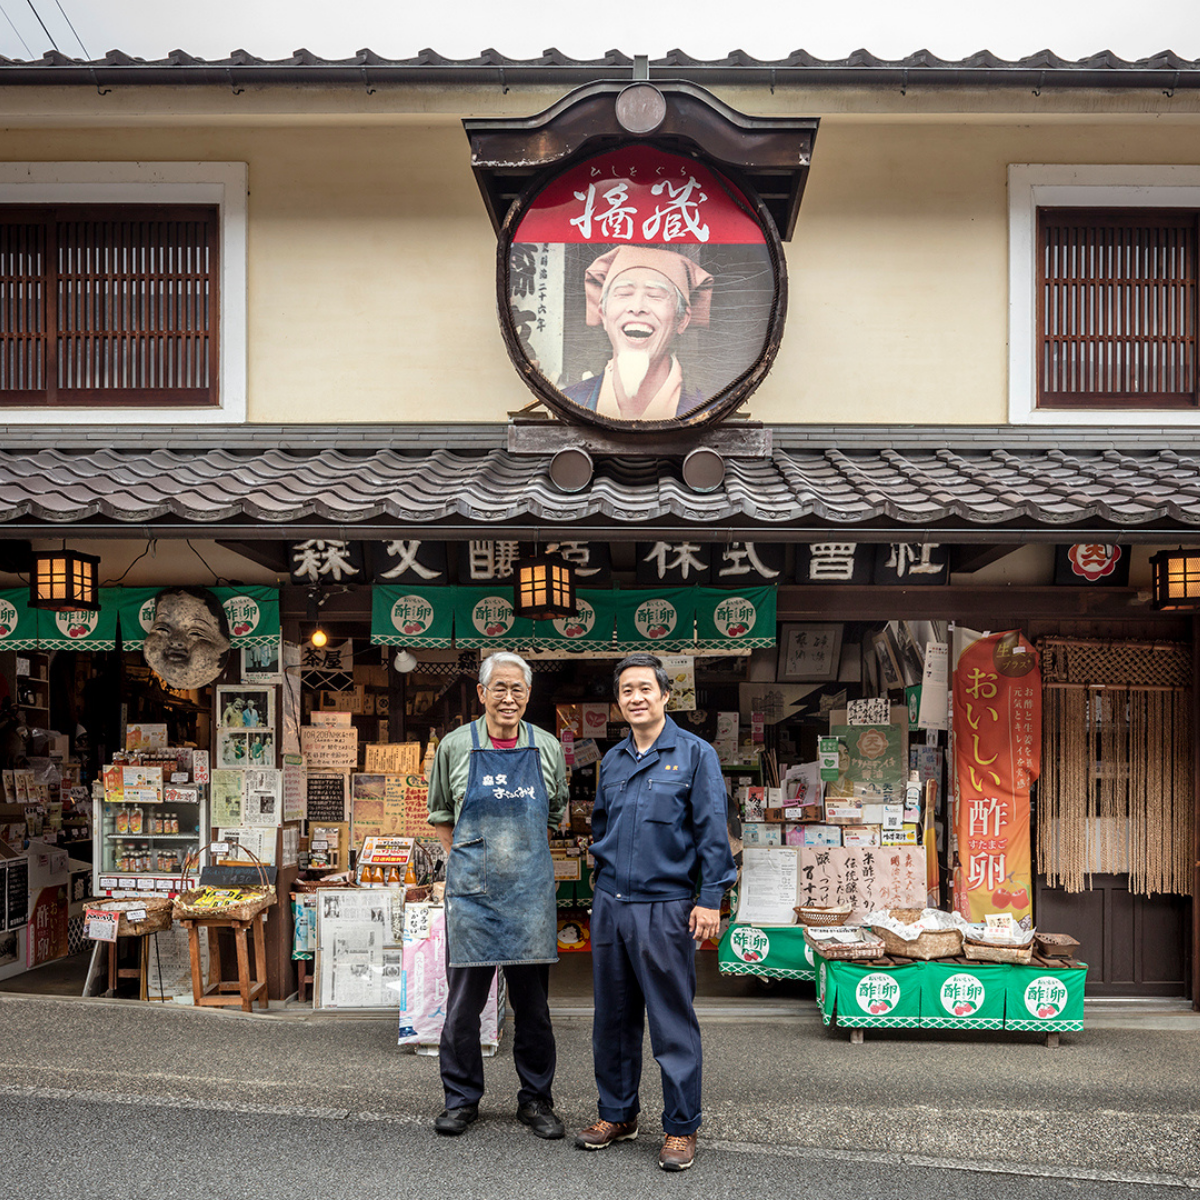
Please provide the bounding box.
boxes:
[0,205,219,406]
[1037,208,1197,408]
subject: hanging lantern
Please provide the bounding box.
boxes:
[30,549,100,612]
[1150,548,1200,610]
[513,553,577,620]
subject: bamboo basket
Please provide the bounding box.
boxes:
[963,937,1033,965]
[794,904,853,928]
[869,908,963,960]
[172,849,277,922]
[90,896,173,937]
[803,928,886,961]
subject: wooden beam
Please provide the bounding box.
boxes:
[947,544,1020,575]
[215,540,290,574]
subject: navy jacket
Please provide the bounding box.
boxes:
[591,715,737,910]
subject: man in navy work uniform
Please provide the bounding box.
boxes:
[427,651,568,1139]
[575,652,737,1171]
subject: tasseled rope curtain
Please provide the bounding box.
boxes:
[1039,637,1193,896]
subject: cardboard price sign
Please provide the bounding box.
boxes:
[84,908,119,943]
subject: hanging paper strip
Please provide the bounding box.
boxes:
[215,586,280,648]
[371,585,455,647]
[0,587,41,650]
[531,589,618,647]
[453,586,536,649]
[116,586,280,648]
[613,587,696,653]
[694,586,777,650]
[35,589,120,649]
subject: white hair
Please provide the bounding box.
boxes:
[479,652,533,689]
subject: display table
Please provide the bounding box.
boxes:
[179,912,270,1013]
[717,922,818,981]
[815,955,1086,1046]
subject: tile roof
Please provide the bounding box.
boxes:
[1,47,1199,90]
[2,438,1200,541]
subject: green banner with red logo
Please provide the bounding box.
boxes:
[532,589,618,648]
[454,586,536,649]
[117,586,279,648]
[920,960,1007,1030]
[1003,964,1086,1032]
[371,585,454,647]
[695,586,777,650]
[35,590,120,649]
[952,629,1041,923]
[613,588,695,653]
[0,587,41,650]
[823,959,923,1028]
[718,923,816,981]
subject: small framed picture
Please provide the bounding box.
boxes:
[242,637,282,684]
[218,728,277,769]
[777,623,844,682]
[216,685,277,731]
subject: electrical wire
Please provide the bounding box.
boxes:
[22,0,56,52]
[102,539,155,586]
[50,0,86,58]
[186,539,226,585]
[0,2,32,57]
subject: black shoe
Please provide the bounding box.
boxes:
[434,1104,479,1135]
[517,1099,566,1139]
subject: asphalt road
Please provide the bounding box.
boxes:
[1,993,1198,1195]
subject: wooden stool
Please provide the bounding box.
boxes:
[180,912,270,1012]
[104,932,152,1000]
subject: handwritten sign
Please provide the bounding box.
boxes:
[84,908,119,942]
[795,846,926,921]
[364,743,420,775]
[305,773,348,823]
[282,754,306,822]
[301,725,358,770]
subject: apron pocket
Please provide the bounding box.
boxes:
[447,837,487,897]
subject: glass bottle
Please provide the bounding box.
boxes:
[130,806,143,834]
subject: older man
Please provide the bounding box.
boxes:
[575,652,736,1171]
[427,651,568,1139]
[561,246,713,422]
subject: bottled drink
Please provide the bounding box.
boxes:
[130,807,143,834]
[116,807,129,835]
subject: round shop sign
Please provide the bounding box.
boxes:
[0,596,19,639]
[54,610,98,640]
[223,594,262,639]
[552,599,595,639]
[138,596,157,632]
[634,599,678,642]
[855,971,901,1016]
[500,143,786,433]
[472,595,515,638]
[939,972,984,1018]
[1024,975,1069,1020]
[729,926,770,964]
[390,594,435,638]
[712,596,757,639]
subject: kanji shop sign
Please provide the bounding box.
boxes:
[500,144,785,432]
[952,630,1041,923]
[795,543,949,586]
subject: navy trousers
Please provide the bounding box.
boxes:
[589,889,703,1136]
[439,958,556,1110]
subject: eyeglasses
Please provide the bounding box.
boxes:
[482,684,529,700]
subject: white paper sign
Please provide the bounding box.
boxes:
[917,642,949,731]
[735,847,799,925]
[301,726,359,770]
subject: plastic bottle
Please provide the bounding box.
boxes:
[130,806,143,834]
[385,865,402,888]
[116,807,129,835]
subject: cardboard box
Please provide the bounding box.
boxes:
[842,825,882,848]
[802,824,842,848]
[743,823,783,847]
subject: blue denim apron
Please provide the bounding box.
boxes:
[444,720,558,968]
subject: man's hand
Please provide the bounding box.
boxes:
[688,904,720,943]
[434,823,454,855]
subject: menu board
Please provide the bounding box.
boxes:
[364,743,420,775]
[306,773,348,823]
[6,857,28,928]
[402,776,433,837]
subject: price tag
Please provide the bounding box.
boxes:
[126,907,147,923]
[210,841,230,855]
[311,839,329,850]
[84,909,119,943]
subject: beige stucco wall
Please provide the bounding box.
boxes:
[5,109,1200,425]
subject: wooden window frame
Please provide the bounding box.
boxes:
[1037,207,1199,410]
[0,203,220,408]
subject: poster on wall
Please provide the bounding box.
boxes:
[503,144,782,430]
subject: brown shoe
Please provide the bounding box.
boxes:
[659,1133,697,1171]
[574,1118,639,1150]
